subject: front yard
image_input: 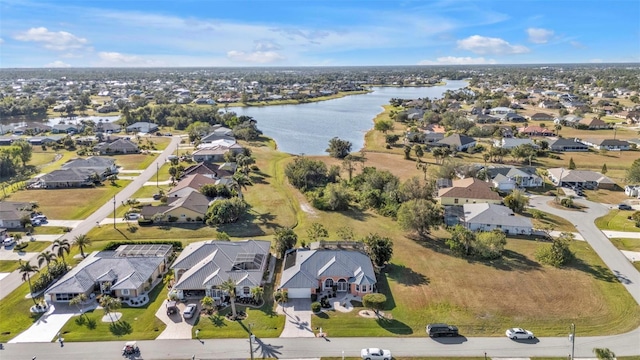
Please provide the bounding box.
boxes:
[7,179,132,219]
[595,210,640,232]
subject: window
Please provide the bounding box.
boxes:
[355,285,359,292]
[324,278,334,289]
[121,289,130,296]
[243,287,250,295]
[454,199,459,204]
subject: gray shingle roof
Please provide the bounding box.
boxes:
[463,203,533,228]
[171,240,271,290]
[279,249,376,289]
[46,250,166,295]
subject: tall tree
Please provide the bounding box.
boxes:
[446,225,475,256]
[325,137,352,159]
[601,163,608,175]
[52,238,71,266]
[99,295,122,321]
[274,227,297,258]
[220,278,238,320]
[504,189,529,214]
[306,222,329,243]
[626,158,640,183]
[363,233,393,267]
[251,286,264,303]
[374,119,393,133]
[18,260,39,304]
[73,234,91,258]
[37,250,57,271]
[568,157,576,170]
[69,293,88,316]
[397,199,443,237]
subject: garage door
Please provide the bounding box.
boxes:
[287,288,311,299]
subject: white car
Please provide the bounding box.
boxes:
[183,303,198,319]
[506,327,534,340]
[361,348,391,360]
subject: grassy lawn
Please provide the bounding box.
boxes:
[129,184,172,199]
[6,180,131,220]
[0,277,46,342]
[59,279,168,341]
[609,238,640,252]
[112,153,158,171]
[595,210,640,232]
[87,222,224,243]
[525,209,576,232]
[14,241,50,253]
[195,284,285,339]
[0,260,20,272]
[312,234,640,337]
[584,188,630,204]
[30,226,68,235]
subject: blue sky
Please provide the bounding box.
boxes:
[1,0,639,68]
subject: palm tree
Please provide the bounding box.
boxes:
[69,293,87,316]
[73,234,91,258]
[200,296,215,315]
[251,286,264,304]
[18,260,39,304]
[37,250,57,271]
[593,348,615,360]
[220,278,238,320]
[555,124,562,136]
[99,295,122,322]
[52,238,71,265]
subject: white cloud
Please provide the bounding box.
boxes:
[44,60,71,68]
[14,27,88,51]
[527,28,554,44]
[418,56,496,65]
[96,52,163,67]
[570,41,586,49]
[457,35,529,55]
[227,50,285,64]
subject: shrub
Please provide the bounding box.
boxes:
[310,293,317,302]
[362,293,387,314]
[560,198,574,208]
[311,302,322,313]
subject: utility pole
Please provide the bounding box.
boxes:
[113,195,116,229]
[156,162,159,188]
[249,323,255,360]
[569,323,576,360]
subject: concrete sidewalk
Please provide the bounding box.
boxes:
[603,230,640,239]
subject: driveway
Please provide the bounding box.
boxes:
[277,299,315,338]
[9,302,95,343]
[155,300,195,340]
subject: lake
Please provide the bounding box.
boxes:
[231,80,467,155]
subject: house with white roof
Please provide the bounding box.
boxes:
[460,203,533,235]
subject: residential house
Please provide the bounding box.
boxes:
[518,126,554,137]
[579,139,630,151]
[556,115,582,125]
[168,174,217,198]
[95,122,122,134]
[200,127,235,144]
[182,162,219,179]
[96,103,119,113]
[486,166,543,190]
[529,113,554,121]
[436,134,476,151]
[126,122,159,134]
[192,141,244,162]
[52,124,81,134]
[624,185,640,198]
[505,113,527,122]
[494,138,538,150]
[468,114,499,124]
[538,100,562,109]
[140,191,211,222]
[548,138,589,152]
[0,201,33,228]
[547,168,616,190]
[94,138,140,155]
[578,118,610,130]
[45,244,172,303]
[28,135,65,146]
[279,248,376,299]
[438,178,502,205]
[171,240,271,301]
[457,203,533,235]
[625,111,640,124]
[489,107,511,115]
[62,156,118,177]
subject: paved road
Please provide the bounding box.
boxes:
[529,195,640,305]
[0,136,181,300]
[1,328,639,359]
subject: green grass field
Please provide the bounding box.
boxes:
[610,238,640,252]
[595,210,640,232]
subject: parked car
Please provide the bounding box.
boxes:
[426,323,459,337]
[360,348,391,360]
[505,327,534,340]
[126,213,140,220]
[183,303,198,319]
[152,193,162,200]
[2,237,16,248]
[618,204,633,210]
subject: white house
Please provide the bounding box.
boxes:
[625,185,640,198]
[462,203,533,235]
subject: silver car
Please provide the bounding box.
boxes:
[183,303,198,319]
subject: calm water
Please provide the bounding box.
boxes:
[232,80,467,155]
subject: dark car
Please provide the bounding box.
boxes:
[426,323,459,337]
[618,204,633,211]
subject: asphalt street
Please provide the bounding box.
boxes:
[529,195,640,305]
[0,135,181,300]
[1,328,640,360]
